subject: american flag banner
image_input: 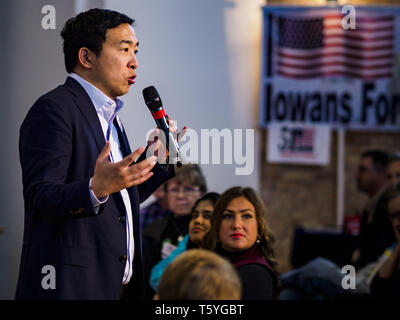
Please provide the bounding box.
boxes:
[273,13,395,79]
[260,6,400,130]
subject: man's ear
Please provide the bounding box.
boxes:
[77,47,93,69]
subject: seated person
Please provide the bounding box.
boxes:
[370,183,400,298]
[155,249,242,300]
[203,186,279,300]
[142,164,207,298]
[140,183,169,229]
[278,150,396,300]
[149,192,220,292]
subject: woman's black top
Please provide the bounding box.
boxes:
[216,244,278,300]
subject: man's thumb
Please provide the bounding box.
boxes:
[99,141,111,160]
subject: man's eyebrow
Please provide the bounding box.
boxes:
[119,40,139,47]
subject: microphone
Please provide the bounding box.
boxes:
[142,86,182,167]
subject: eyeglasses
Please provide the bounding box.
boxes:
[167,186,201,196]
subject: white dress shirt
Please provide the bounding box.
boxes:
[70,73,134,284]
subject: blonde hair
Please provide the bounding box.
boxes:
[157,249,241,300]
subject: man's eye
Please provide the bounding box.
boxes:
[122,48,129,52]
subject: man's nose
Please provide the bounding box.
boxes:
[130,54,138,69]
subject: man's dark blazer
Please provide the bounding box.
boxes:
[15,77,174,300]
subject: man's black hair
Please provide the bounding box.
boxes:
[60,8,134,73]
[362,150,389,172]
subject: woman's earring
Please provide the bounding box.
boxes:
[256,235,261,244]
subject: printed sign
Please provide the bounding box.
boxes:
[267,123,331,165]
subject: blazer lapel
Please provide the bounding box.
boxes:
[64,77,106,153]
[64,77,128,215]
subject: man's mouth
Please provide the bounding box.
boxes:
[128,75,136,85]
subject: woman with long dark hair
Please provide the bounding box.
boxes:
[149,192,220,292]
[203,186,279,300]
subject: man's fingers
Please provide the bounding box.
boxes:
[130,171,154,186]
[98,142,111,161]
[133,155,157,171]
[147,128,160,147]
[129,161,156,181]
[177,126,188,142]
[119,146,146,167]
[168,118,178,134]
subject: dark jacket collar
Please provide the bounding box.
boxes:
[64,76,106,153]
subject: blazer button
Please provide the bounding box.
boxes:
[119,255,127,263]
[118,215,126,223]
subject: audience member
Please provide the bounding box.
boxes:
[149,192,220,292]
[386,153,400,187]
[278,150,396,300]
[140,183,169,229]
[370,183,400,298]
[142,164,207,298]
[155,249,242,300]
[204,186,279,300]
[353,150,394,269]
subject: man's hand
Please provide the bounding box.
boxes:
[91,142,157,199]
[146,115,187,162]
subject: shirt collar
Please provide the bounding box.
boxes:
[69,72,124,123]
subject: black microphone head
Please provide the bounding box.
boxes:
[143,86,163,111]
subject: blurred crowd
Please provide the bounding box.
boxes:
[137,150,400,300]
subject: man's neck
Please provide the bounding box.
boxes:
[72,70,115,100]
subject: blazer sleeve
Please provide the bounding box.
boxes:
[20,98,96,221]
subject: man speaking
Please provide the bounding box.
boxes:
[15,8,176,300]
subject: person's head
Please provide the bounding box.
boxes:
[188,192,220,246]
[383,183,400,237]
[156,249,241,300]
[204,186,278,273]
[386,153,400,188]
[356,150,389,197]
[165,164,207,217]
[60,9,137,99]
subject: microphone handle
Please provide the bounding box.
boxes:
[153,116,182,165]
